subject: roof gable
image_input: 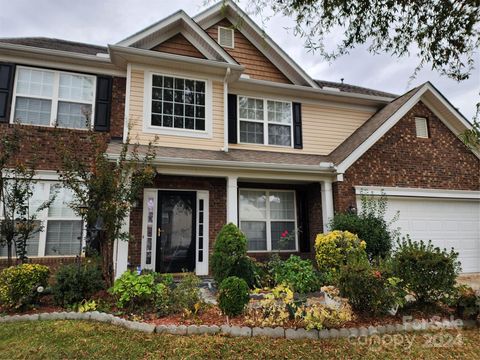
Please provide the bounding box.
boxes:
[116,10,237,64]
[151,33,206,59]
[205,18,291,83]
[194,0,318,87]
[334,82,479,173]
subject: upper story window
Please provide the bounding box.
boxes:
[238,96,293,147]
[415,117,429,138]
[150,74,206,131]
[12,66,96,129]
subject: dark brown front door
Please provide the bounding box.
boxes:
[156,191,196,273]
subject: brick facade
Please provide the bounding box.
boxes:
[333,101,480,212]
[128,174,227,268]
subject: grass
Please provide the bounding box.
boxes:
[0,320,479,359]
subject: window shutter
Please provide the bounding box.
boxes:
[94,76,113,132]
[293,102,302,149]
[228,94,237,144]
[297,189,310,253]
[0,63,15,123]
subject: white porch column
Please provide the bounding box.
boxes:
[320,180,334,233]
[226,175,238,225]
[114,212,130,279]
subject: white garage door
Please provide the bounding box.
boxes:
[357,195,480,273]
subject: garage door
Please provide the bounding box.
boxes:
[357,195,480,273]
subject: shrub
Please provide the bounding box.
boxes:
[272,255,321,294]
[301,302,353,330]
[171,273,202,313]
[337,255,405,315]
[451,285,480,320]
[211,223,257,288]
[330,213,392,260]
[218,276,250,316]
[314,230,367,279]
[109,271,169,311]
[0,264,50,309]
[52,263,104,307]
[392,237,461,304]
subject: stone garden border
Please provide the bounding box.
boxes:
[0,312,477,340]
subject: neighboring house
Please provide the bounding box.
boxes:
[0,1,478,275]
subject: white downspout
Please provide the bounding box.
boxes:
[223,67,231,152]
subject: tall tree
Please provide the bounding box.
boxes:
[55,125,157,285]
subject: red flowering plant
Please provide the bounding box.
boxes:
[277,228,299,251]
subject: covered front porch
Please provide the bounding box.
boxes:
[115,163,336,278]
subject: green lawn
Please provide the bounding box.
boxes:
[0,320,479,359]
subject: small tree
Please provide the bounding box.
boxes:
[0,125,55,265]
[55,123,157,285]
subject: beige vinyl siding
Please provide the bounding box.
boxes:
[229,103,374,155]
[128,68,225,151]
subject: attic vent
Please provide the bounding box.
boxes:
[415,117,429,138]
[218,27,234,48]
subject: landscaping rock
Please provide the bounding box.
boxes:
[358,327,369,337]
[285,328,318,340]
[39,312,62,321]
[376,325,386,334]
[202,325,220,335]
[368,326,378,336]
[252,327,285,338]
[155,325,169,334]
[199,288,217,305]
[329,329,340,338]
[111,316,126,326]
[348,328,359,338]
[167,325,187,335]
[339,328,350,338]
[90,312,112,323]
[395,323,405,332]
[64,312,78,320]
[224,325,252,337]
[385,324,396,334]
[187,325,201,335]
[319,329,330,339]
[124,320,155,333]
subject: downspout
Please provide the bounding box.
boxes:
[223,67,231,152]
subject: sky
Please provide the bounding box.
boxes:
[1,0,478,119]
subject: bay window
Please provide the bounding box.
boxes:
[0,182,83,258]
[239,189,297,251]
[12,66,96,129]
[238,96,293,147]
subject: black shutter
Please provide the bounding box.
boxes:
[297,189,311,253]
[0,63,15,123]
[293,102,302,149]
[228,94,237,144]
[94,76,113,132]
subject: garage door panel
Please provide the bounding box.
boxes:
[357,195,480,273]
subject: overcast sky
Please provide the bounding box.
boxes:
[1,0,478,119]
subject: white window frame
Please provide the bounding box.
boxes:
[0,180,85,258]
[415,117,429,138]
[237,96,294,148]
[218,26,235,48]
[10,65,96,130]
[239,188,298,253]
[143,70,213,139]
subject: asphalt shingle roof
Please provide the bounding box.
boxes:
[0,37,107,55]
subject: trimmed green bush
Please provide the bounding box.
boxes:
[218,276,250,317]
[338,256,405,315]
[272,255,321,294]
[392,237,461,304]
[0,264,50,309]
[211,223,257,288]
[171,273,202,313]
[52,262,104,307]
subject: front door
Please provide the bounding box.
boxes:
[156,191,196,273]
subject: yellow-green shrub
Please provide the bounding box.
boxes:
[0,264,50,309]
[301,302,353,330]
[314,230,367,276]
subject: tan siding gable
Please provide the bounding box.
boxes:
[151,33,206,59]
[206,19,292,84]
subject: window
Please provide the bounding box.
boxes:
[239,189,297,252]
[150,74,206,131]
[0,182,83,258]
[218,27,234,48]
[415,117,429,138]
[238,96,293,147]
[12,66,96,129]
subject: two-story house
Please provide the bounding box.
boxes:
[1,1,479,277]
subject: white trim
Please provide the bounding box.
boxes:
[239,188,298,253]
[142,70,213,139]
[237,95,294,148]
[141,189,158,270]
[226,176,238,225]
[320,180,334,232]
[196,190,209,276]
[123,63,132,142]
[194,0,318,88]
[10,65,96,130]
[337,83,479,173]
[355,186,480,200]
[414,117,429,138]
[218,26,235,48]
[114,212,130,279]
